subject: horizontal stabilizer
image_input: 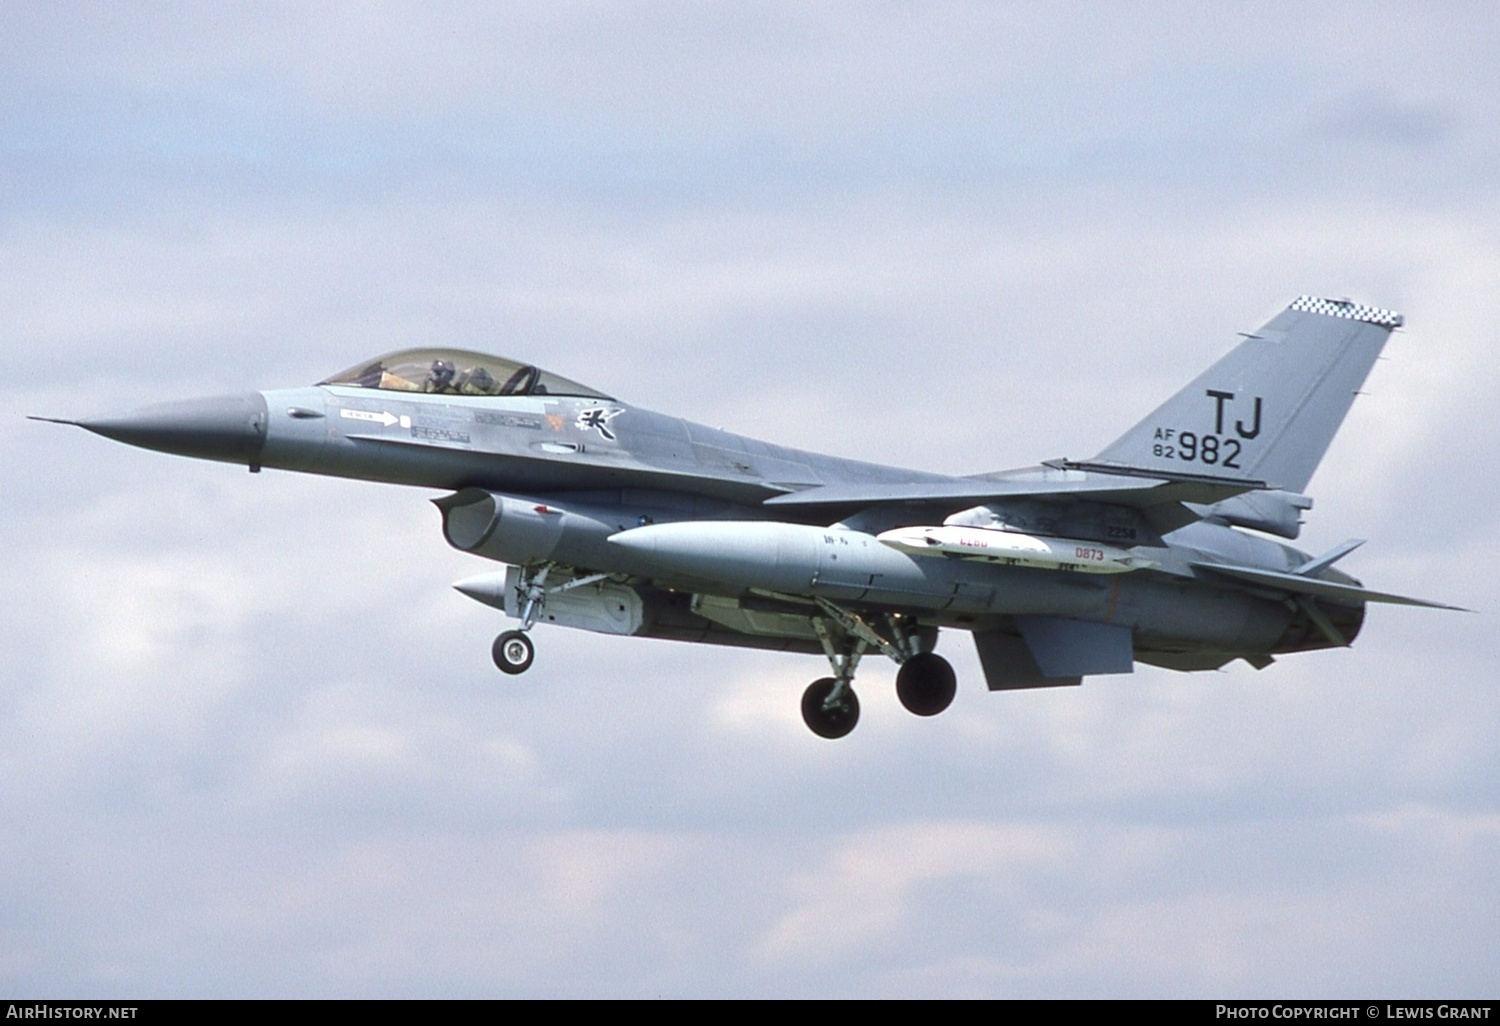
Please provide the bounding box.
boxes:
[1294,538,1364,576]
[1195,562,1467,610]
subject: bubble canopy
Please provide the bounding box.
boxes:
[319,348,614,400]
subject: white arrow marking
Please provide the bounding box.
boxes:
[340,408,400,427]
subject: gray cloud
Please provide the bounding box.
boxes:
[1312,94,1455,149]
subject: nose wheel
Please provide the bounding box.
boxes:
[492,630,535,674]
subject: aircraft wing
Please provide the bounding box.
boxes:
[763,465,1261,511]
[1195,562,1468,610]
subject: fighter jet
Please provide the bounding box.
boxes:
[36,296,1462,738]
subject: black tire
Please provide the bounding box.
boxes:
[895,653,957,716]
[492,630,535,675]
[801,677,860,739]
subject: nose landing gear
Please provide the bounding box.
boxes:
[487,563,620,676]
[490,563,552,676]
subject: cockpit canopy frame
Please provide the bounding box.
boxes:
[319,348,613,400]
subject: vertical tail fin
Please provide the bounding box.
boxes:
[1090,297,1403,493]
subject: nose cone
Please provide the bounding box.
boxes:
[76,392,269,466]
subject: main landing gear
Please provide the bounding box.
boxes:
[799,600,956,739]
[895,653,957,717]
[801,677,861,740]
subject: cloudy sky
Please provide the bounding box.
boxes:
[2,1,1496,998]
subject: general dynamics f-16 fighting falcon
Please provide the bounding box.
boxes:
[37,296,1462,738]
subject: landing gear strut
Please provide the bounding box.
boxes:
[801,616,867,738]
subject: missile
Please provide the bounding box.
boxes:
[876,525,1155,574]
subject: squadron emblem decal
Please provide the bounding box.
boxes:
[576,406,624,440]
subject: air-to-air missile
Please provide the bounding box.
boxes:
[875,524,1158,573]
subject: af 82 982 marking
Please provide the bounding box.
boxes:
[1152,428,1243,468]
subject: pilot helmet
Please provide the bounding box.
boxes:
[463,365,496,393]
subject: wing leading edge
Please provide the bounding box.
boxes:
[763,466,1259,512]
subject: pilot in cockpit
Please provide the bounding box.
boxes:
[423,359,458,393]
[457,365,496,395]
[319,349,613,401]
